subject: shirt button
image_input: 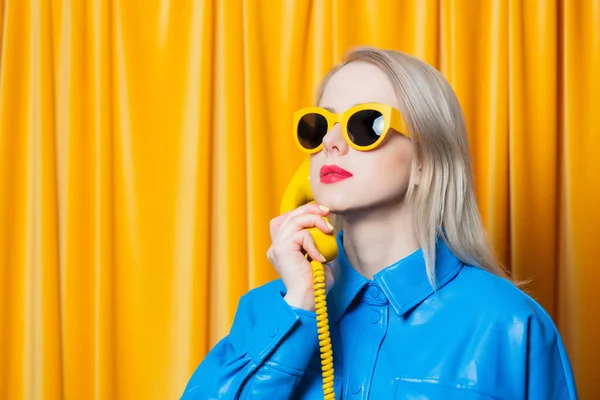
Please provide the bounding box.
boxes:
[267,327,278,338]
[350,381,362,394]
[367,285,380,299]
[369,310,380,324]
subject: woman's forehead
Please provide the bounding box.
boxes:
[319,61,398,113]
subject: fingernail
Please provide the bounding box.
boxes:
[319,205,329,211]
[319,253,326,262]
[326,221,334,230]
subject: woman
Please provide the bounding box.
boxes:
[181,47,577,399]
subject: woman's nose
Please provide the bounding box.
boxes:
[322,123,348,155]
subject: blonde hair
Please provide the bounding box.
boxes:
[317,47,511,286]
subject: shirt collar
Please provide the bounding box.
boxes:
[328,231,463,321]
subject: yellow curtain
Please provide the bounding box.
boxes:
[0,0,598,398]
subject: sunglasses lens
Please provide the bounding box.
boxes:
[347,110,386,147]
[298,113,328,150]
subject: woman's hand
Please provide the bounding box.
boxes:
[267,203,335,312]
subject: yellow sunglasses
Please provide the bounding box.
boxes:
[293,102,411,154]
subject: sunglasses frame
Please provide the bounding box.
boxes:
[293,102,411,154]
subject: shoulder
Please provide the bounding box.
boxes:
[446,265,566,348]
[448,266,577,398]
[452,266,550,317]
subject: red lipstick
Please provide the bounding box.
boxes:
[320,165,353,184]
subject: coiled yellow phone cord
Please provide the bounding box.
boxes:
[311,259,335,399]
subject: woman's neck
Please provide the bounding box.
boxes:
[340,203,420,280]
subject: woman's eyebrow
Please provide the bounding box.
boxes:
[321,102,373,113]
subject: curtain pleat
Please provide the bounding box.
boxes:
[559,0,600,396]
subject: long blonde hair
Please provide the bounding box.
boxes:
[317,47,510,286]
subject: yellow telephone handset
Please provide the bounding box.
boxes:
[280,158,338,261]
[280,158,338,399]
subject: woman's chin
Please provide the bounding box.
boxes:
[315,195,357,215]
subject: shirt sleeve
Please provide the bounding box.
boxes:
[526,309,578,399]
[180,284,319,399]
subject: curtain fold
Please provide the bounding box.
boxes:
[0,1,598,398]
[560,0,600,394]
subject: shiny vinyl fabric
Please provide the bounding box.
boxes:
[0,1,599,399]
[182,233,577,399]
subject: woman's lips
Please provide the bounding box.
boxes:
[320,165,353,184]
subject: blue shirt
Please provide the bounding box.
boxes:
[182,233,577,399]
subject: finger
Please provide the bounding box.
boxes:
[288,201,330,217]
[279,202,330,231]
[269,215,285,241]
[279,213,334,239]
[292,230,325,263]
